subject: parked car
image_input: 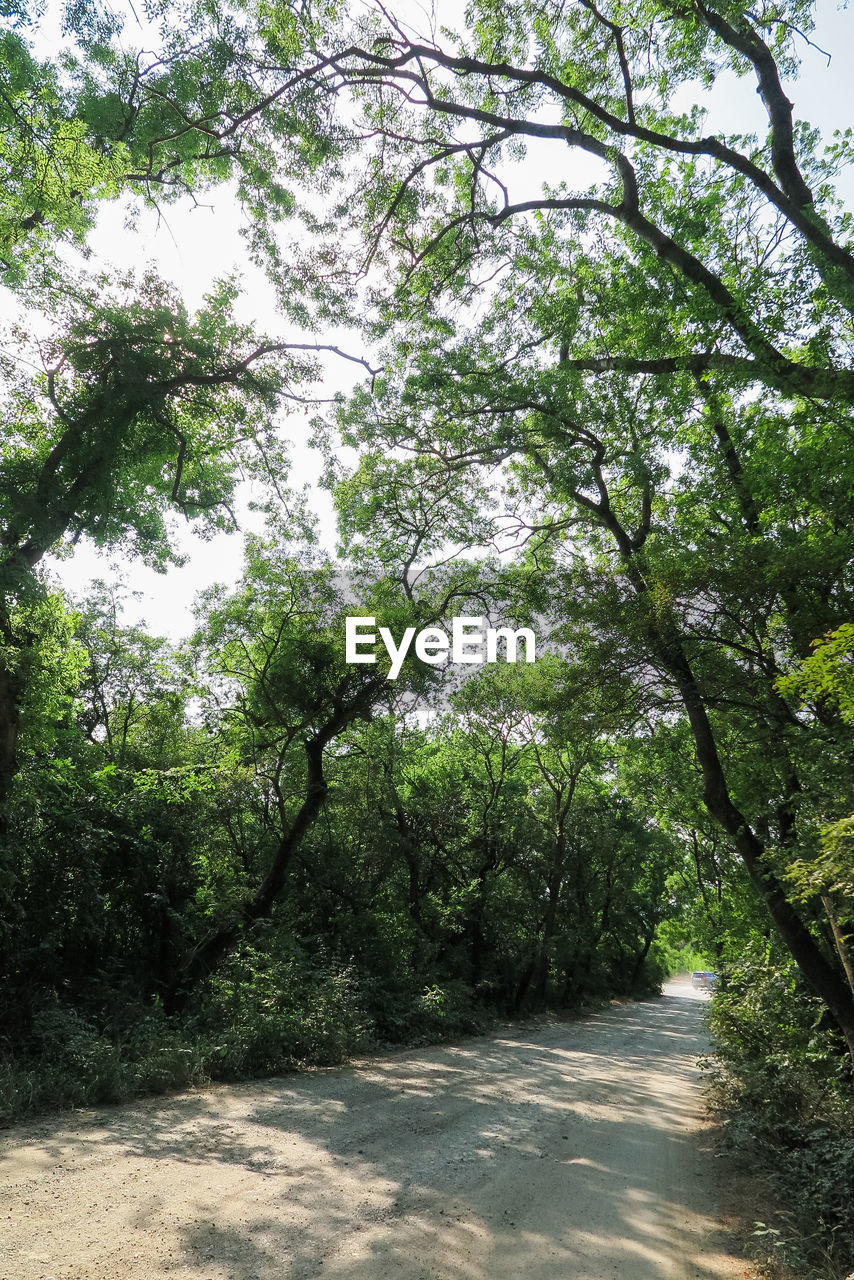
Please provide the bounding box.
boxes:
[691,970,718,989]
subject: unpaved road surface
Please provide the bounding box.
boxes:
[1,983,751,1280]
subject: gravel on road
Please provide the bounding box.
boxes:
[0,983,752,1280]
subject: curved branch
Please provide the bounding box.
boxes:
[327,38,854,288]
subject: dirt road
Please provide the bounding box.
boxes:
[0,983,750,1280]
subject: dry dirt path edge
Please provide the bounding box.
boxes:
[0,982,753,1280]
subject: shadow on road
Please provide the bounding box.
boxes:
[1,988,744,1280]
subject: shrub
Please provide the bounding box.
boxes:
[705,948,854,1280]
[196,952,374,1076]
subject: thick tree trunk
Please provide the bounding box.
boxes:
[661,630,854,1064]
[0,666,19,813]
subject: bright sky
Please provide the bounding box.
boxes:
[13,0,854,640]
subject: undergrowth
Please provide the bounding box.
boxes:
[0,949,493,1128]
[704,950,854,1280]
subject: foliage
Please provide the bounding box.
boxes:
[706,949,854,1279]
[1,7,854,1274]
[779,626,854,725]
[778,627,854,920]
[270,0,854,1069]
[0,579,670,1124]
[0,957,374,1127]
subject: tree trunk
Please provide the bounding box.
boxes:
[0,609,21,834]
[533,867,563,1005]
[0,665,19,813]
[661,628,854,1064]
[588,468,854,1061]
[513,956,537,1011]
[168,693,376,1010]
[630,927,655,991]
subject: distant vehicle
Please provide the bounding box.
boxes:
[691,970,718,989]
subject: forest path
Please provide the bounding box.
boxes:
[1,982,752,1280]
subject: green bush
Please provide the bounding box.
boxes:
[0,1005,211,1125]
[705,949,854,1280]
[197,951,374,1075]
[0,950,379,1126]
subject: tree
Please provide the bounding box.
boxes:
[0,0,336,286]
[1,0,373,820]
[248,0,854,1055]
[0,270,319,816]
[74,580,190,767]
[778,628,854,994]
[173,540,404,1001]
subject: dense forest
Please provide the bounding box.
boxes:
[1,0,853,1272]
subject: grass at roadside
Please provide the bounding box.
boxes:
[703,954,854,1280]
